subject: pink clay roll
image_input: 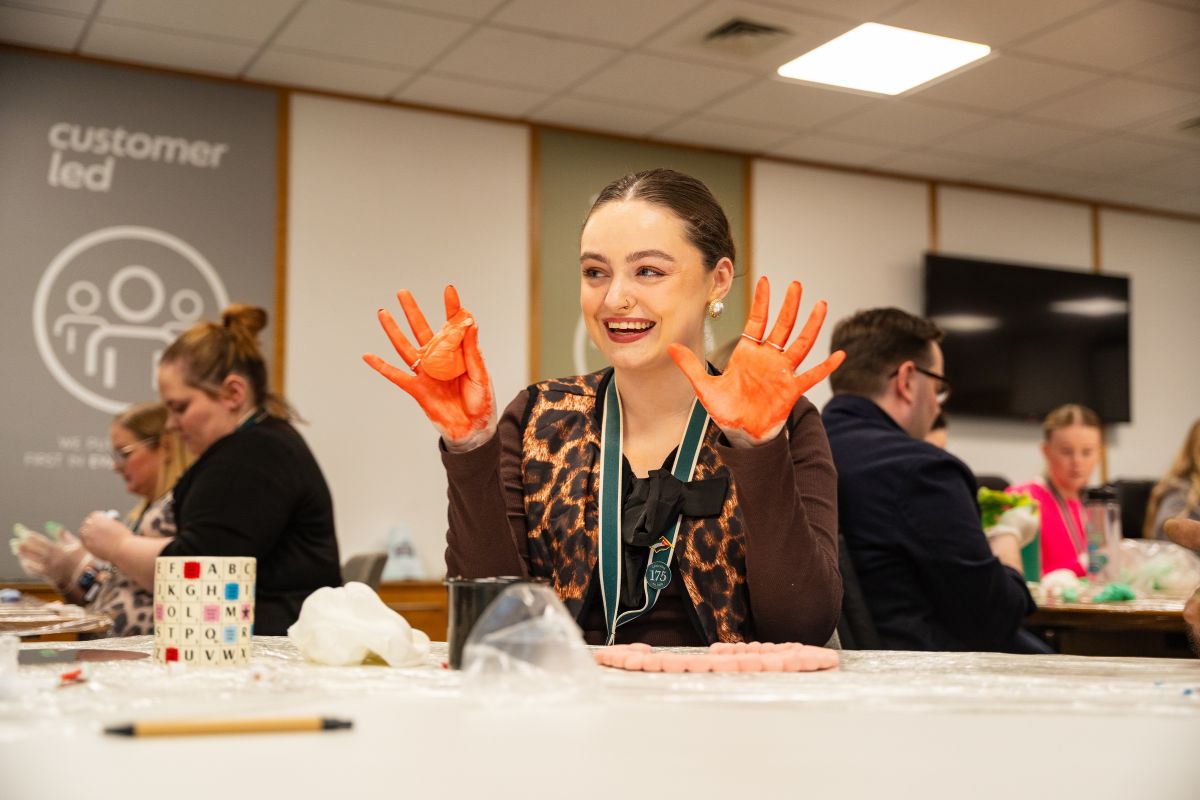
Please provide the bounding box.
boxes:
[640,654,663,672]
[684,655,713,673]
[710,642,736,655]
[623,653,645,670]
[759,653,785,672]
[660,653,689,673]
[627,642,652,652]
[711,655,739,672]
[737,654,764,672]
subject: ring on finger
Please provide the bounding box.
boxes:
[740,333,762,344]
[765,341,785,352]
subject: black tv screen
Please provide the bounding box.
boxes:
[923,253,1130,423]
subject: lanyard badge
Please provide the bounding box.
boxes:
[597,376,710,645]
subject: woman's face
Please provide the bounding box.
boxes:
[157,361,239,457]
[1042,424,1102,494]
[110,423,162,500]
[580,199,730,374]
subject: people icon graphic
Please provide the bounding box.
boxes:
[34,226,232,414]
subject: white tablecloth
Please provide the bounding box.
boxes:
[2,637,1198,799]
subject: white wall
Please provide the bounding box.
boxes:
[1102,211,1200,478]
[286,94,529,576]
[752,161,929,412]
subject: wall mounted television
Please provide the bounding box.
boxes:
[923,253,1131,423]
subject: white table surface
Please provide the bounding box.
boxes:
[2,637,1198,799]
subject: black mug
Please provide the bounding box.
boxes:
[444,576,527,669]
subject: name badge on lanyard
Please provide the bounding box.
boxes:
[597,376,710,645]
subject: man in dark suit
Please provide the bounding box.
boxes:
[823,308,1038,652]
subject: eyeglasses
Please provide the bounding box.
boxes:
[110,438,156,464]
[889,363,952,405]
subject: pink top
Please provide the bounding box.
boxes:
[1008,480,1087,578]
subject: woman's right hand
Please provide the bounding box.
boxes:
[363,285,497,451]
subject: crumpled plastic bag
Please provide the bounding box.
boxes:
[287,581,430,666]
[461,583,596,702]
[1116,538,1200,598]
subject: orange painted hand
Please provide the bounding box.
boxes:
[668,277,845,446]
[363,285,497,450]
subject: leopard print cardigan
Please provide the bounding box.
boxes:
[521,370,751,644]
[88,493,176,637]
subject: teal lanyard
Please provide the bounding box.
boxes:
[598,376,710,645]
[237,408,268,432]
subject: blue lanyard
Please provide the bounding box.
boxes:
[597,377,710,645]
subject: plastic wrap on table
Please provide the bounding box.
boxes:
[3,635,1199,746]
[1116,538,1200,597]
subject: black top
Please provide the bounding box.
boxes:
[822,395,1034,652]
[162,416,341,635]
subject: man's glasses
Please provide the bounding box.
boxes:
[110,438,156,464]
[890,363,952,405]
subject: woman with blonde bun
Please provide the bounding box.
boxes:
[80,304,341,635]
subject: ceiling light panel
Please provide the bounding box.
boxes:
[777,23,990,96]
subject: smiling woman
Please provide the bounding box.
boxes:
[366,168,845,646]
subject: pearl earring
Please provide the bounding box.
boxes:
[707,300,724,319]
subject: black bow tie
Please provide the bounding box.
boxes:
[622,468,728,547]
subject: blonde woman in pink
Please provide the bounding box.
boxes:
[1009,404,1102,578]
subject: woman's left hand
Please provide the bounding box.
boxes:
[669,276,845,448]
[78,512,133,563]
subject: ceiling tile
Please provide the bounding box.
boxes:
[1014,0,1200,72]
[492,0,705,46]
[704,78,872,130]
[1131,44,1200,90]
[1121,150,1200,189]
[7,0,96,13]
[644,1,854,73]
[911,55,1101,114]
[246,49,411,97]
[931,118,1095,161]
[0,5,86,49]
[275,0,471,69]
[765,133,900,166]
[1127,103,1200,147]
[1023,77,1199,130]
[80,21,257,75]
[434,26,619,92]
[2,0,94,12]
[398,73,550,117]
[743,0,913,20]
[1031,134,1190,175]
[530,96,679,138]
[98,0,300,43]
[376,0,507,20]
[1068,177,1177,207]
[1156,189,1200,215]
[652,114,794,151]
[572,53,755,113]
[869,148,1001,180]
[879,0,1104,47]
[820,99,990,147]
[967,163,1095,193]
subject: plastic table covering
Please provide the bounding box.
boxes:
[2,637,1198,799]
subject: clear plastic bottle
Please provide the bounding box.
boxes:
[1083,486,1122,581]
